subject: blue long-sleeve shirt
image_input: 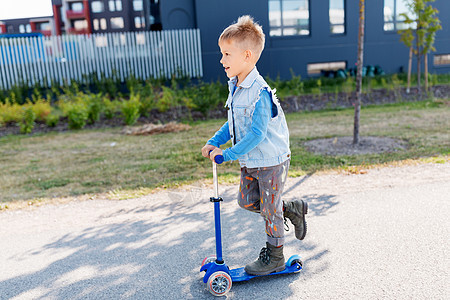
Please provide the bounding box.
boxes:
[207,88,275,162]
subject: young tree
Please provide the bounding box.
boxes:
[354,0,365,145]
[399,0,441,93]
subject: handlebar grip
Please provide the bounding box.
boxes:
[214,155,224,164]
[209,150,224,164]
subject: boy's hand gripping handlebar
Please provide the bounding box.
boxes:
[208,150,224,165]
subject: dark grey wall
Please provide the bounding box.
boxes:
[149,0,450,81]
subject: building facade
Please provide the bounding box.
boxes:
[1,0,449,81]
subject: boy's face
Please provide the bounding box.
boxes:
[218,39,253,82]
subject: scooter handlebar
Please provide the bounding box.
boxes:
[209,150,224,164]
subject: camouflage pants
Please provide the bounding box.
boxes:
[238,159,290,247]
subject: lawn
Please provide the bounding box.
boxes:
[0,99,448,205]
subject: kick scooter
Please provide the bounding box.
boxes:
[200,154,303,296]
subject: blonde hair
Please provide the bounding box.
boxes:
[219,15,265,60]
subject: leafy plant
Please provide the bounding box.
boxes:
[121,97,141,125]
[85,93,102,124]
[103,96,120,119]
[19,106,36,134]
[64,102,89,130]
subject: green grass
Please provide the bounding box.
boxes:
[0,99,449,203]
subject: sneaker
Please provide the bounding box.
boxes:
[283,199,308,240]
[244,242,285,275]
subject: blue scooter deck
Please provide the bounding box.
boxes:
[229,262,302,282]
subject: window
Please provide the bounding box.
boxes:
[269,0,310,36]
[134,16,145,29]
[91,1,104,13]
[100,18,107,30]
[330,0,345,34]
[36,22,51,31]
[110,17,124,29]
[19,24,25,33]
[93,19,99,30]
[384,0,411,31]
[26,24,31,33]
[74,20,88,30]
[307,61,346,76]
[434,54,450,66]
[71,2,84,12]
[133,0,143,11]
[109,0,122,12]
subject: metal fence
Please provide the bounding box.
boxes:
[0,29,203,90]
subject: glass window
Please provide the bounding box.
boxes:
[26,24,31,33]
[111,17,124,29]
[134,16,145,29]
[329,0,345,34]
[100,18,107,30]
[384,0,411,31]
[74,20,88,30]
[269,0,310,37]
[71,2,84,12]
[116,0,122,11]
[133,0,143,11]
[434,54,450,66]
[93,19,99,31]
[19,24,25,33]
[109,0,122,12]
[91,1,104,13]
[307,61,346,75]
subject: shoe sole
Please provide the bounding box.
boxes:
[245,265,286,276]
[297,201,308,240]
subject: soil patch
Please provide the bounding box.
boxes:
[304,136,408,156]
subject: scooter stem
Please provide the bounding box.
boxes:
[211,160,224,264]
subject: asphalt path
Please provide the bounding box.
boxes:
[0,162,449,299]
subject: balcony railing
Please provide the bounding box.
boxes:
[67,27,90,35]
[66,10,86,19]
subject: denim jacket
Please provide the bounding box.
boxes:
[219,67,291,168]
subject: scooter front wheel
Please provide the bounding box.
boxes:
[207,271,232,296]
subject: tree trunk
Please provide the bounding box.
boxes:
[424,52,428,92]
[354,0,365,145]
[407,46,413,94]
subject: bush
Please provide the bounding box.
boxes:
[85,93,102,124]
[103,96,120,119]
[19,106,36,134]
[45,112,60,127]
[121,97,140,125]
[0,99,22,124]
[32,99,52,122]
[64,102,89,130]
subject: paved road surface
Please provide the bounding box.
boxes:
[1,163,449,299]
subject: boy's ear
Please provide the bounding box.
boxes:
[244,49,253,61]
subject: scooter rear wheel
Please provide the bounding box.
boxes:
[207,271,232,296]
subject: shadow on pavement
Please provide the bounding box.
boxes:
[0,182,339,299]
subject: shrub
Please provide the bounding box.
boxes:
[32,99,52,122]
[156,86,176,113]
[121,97,140,125]
[0,99,22,124]
[85,93,102,124]
[65,102,89,130]
[138,83,157,116]
[103,96,120,119]
[45,112,60,127]
[19,106,36,134]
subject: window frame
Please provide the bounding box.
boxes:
[383,0,412,32]
[329,0,346,35]
[269,0,311,37]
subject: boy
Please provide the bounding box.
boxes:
[201,15,308,276]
